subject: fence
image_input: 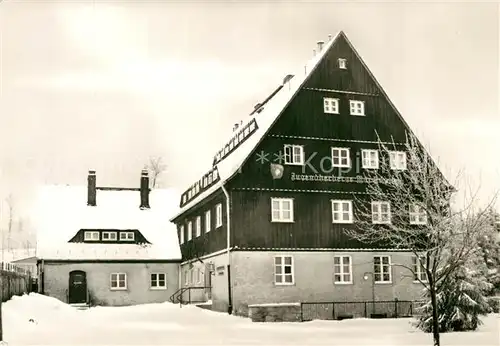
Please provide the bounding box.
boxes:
[300,299,426,321]
[0,262,33,302]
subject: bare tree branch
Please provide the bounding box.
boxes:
[146,156,168,189]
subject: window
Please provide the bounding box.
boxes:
[333,256,352,284]
[84,231,99,241]
[338,58,347,69]
[284,144,304,165]
[205,210,211,233]
[412,256,428,282]
[372,202,391,224]
[195,268,202,284]
[189,268,194,284]
[119,232,135,241]
[150,273,167,289]
[389,151,407,170]
[184,270,189,286]
[102,232,117,241]
[271,198,294,222]
[274,256,294,285]
[110,273,127,290]
[361,149,379,169]
[187,221,193,241]
[216,204,223,228]
[349,100,365,116]
[323,97,339,114]
[331,200,353,223]
[331,147,351,168]
[374,256,391,283]
[195,216,201,237]
[179,225,184,244]
[409,204,427,225]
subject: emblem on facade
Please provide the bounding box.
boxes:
[270,163,284,179]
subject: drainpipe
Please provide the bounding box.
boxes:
[221,184,232,315]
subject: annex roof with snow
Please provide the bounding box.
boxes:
[36,170,182,261]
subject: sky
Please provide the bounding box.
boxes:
[0,0,499,237]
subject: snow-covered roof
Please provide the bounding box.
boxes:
[35,185,182,261]
[171,32,343,221]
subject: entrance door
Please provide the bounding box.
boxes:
[204,264,212,300]
[68,270,87,304]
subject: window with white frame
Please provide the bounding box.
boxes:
[331,200,353,223]
[216,204,223,228]
[179,225,184,244]
[274,255,294,285]
[333,256,352,284]
[372,201,391,224]
[409,204,427,225]
[412,256,428,282]
[187,221,193,241]
[389,151,407,170]
[338,58,347,69]
[361,149,379,169]
[195,216,201,237]
[323,97,339,114]
[284,144,304,165]
[349,100,365,116]
[84,231,99,241]
[205,210,211,233]
[331,147,351,168]
[110,273,127,290]
[373,256,391,283]
[150,273,167,289]
[119,231,135,241]
[271,198,294,222]
[102,231,117,241]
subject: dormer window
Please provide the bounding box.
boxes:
[119,232,135,241]
[84,231,99,241]
[338,58,347,69]
[102,231,117,241]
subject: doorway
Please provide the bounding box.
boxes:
[68,270,87,304]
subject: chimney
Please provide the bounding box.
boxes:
[233,123,239,132]
[328,34,332,41]
[317,40,325,51]
[87,170,96,206]
[140,169,150,209]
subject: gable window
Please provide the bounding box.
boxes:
[179,225,184,244]
[323,97,339,114]
[195,216,201,237]
[187,221,193,241]
[333,256,352,284]
[349,100,365,116]
[119,232,135,241]
[216,204,223,228]
[331,147,351,168]
[331,200,353,223]
[389,151,407,170]
[274,255,294,285]
[84,231,99,241]
[338,58,347,69]
[372,201,391,224]
[110,273,127,290]
[409,204,427,225]
[205,210,211,233]
[412,256,428,282]
[271,198,294,223]
[284,144,304,165]
[361,149,379,169]
[374,256,391,283]
[102,232,117,241]
[150,273,167,289]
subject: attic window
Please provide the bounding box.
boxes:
[338,58,347,69]
[119,232,135,241]
[84,231,99,241]
[102,232,117,241]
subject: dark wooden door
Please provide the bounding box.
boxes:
[68,270,87,304]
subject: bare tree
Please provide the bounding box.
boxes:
[5,194,14,255]
[345,132,497,346]
[146,156,167,189]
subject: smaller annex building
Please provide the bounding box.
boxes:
[35,170,181,307]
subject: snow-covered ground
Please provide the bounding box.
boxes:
[3,293,499,346]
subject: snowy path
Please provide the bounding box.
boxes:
[3,294,499,345]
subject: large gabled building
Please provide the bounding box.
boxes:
[170,31,432,316]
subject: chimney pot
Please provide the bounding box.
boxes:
[87,170,96,206]
[140,169,150,209]
[328,34,332,41]
[317,40,325,51]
